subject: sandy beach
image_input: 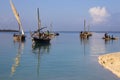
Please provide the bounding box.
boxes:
[98,52,120,78]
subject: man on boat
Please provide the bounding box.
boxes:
[104,33,109,38]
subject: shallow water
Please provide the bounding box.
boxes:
[0,32,120,80]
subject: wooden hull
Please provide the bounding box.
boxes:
[80,33,88,39]
[13,34,25,42]
[80,32,92,39]
[32,37,51,44]
[102,37,118,40]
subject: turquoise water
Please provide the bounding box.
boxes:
[0,32,120,80]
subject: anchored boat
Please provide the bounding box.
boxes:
[10,0,26,41]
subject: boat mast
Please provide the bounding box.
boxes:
[37,8,41,39]
[84,19,86,32]
[37,8,41,32]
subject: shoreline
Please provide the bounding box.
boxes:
[98,52,120,78]
[0,29,18,32]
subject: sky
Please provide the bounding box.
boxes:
[0,0,120,31]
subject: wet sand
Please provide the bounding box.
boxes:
[98,52,120,78]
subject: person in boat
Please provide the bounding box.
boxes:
[80,31,83,35]
[104,33,109,38]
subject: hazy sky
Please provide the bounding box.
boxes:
[0,0,120,31]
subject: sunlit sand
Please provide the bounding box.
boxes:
[98,52,120,78]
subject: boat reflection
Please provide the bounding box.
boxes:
[89,33,106,56]
[104,39,117,44]
[11,41,24,76]
[32,43,51,76]
[80,37,89,56]
[32,43,51,54]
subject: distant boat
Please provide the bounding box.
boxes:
[31,8,52,44]
[10,0,25,41]
[80,19,92,38]
[102,37,119,41]
[102,33,119,41]
[102,36,118,40]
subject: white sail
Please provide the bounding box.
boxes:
[10,0,24,35]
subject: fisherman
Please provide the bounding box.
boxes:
[104,33,109,38]
[80,31,83,37]
[111,35,114,39]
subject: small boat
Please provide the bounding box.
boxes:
[102,37,118,40]
[13,34,25,41]
[10,0,26,41]
[80,32,88,39]
[102,33,118,40]
[31,8,52,44]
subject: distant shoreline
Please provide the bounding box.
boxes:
[0,29,18,32]
[0,30,120,33]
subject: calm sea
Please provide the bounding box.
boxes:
[0,32,120,80]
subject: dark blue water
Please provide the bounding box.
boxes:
[0,32,120,80]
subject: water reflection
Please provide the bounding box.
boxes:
[80,37,89,55]
[80,33,107,56]
[11,41,24,76]
[104,39,119,45]
[32,43,51,54]
[88,33,107,56]
[32,43,51,76]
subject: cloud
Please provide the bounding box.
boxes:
[89,7,110,24]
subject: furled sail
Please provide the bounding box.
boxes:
[10,0,24,35]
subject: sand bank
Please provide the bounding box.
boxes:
[98,52,120,78]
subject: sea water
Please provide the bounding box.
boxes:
[0,32,120,80]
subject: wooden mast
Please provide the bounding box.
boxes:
[84,19,86,32]
[37,8,41,39]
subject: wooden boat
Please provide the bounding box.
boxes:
[80,19,92,38]
[32,36,51,44]
[13,34,25,41]
[102,37,118,40]
[31,8,51,44]
[10,0,26,41]
[80,32,88,39]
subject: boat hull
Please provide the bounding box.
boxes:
[13,34,25,41]
[102,37,118,40]
[32,37,51,44]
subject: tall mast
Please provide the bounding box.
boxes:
[84,19,86,32]
[37,8,41,31]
